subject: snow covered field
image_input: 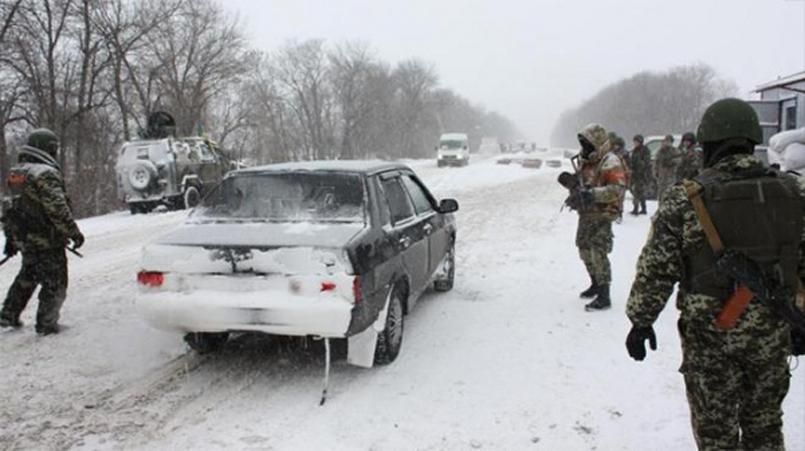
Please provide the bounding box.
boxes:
[1,157,802,450]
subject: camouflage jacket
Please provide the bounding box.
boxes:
[676,146,704,181]
[629,145,652,185]
[653,145,682,180]
[627,154,803,335]
[3,162,81,252]
[579,151,627,221]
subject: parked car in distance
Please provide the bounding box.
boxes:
[437,133,470,167]
[136,161,459,367]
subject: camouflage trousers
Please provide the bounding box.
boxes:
[678,320,790,450]
[575,215,613,285]
[0,249,68,329]
[630,180,650,203]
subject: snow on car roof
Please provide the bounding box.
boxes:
[236,160,411,175]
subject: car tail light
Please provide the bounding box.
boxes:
[320,281,337,292]
[353,276,363,304]
[137,271,164,287]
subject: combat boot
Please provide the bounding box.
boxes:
[639,200,647,215]
[584,284,611,311]
[35,324,59,336]
[0,313,22,329]
[579,278,599,299]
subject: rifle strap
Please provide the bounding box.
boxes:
[683,180,724,254]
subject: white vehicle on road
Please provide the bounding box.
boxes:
[437,132,471,167]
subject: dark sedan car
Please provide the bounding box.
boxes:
[136,161,458,367]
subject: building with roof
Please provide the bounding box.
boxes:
[751,71,805,147]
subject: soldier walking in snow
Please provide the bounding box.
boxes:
[564,124,627,311]
[676,131,703,181]
[0,129,84,335]
[626,98,805,450]
[628,135,651,215]
[653,134,682,202]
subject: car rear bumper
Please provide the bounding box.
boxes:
[137,290,354,338]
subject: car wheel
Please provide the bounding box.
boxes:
[184,332,229,354]
[434,242,455,292]
[183,186,201,209]
[437,160,444,168]
[374,288,404,365]
[129,204,140,215]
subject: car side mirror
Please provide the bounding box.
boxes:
[439,199,459,213]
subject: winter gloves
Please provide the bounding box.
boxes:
[626,325,657,361]
[71,231,85,249]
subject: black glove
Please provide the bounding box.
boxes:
[792,329,805,357]
[3,239,17,257]
[626,325,657,361]
[71,231,85,249]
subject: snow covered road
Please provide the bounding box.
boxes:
[1,157,802,450]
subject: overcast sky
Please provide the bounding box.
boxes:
[220,0,805,142]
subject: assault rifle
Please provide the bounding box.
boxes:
[716,249,805,355]
[557,154,591,212]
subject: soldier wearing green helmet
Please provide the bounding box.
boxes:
[625,98,804,450]
[0,128,84,335]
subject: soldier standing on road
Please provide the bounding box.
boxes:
[0,129,84,335]
[625,98,803,450]
[570,124,627,311]
[676,131,703,181]
[654,134,682,202]
[629,135,651,216]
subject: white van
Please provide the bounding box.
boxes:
[437,133,470,167]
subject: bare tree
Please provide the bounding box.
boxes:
[145,0,246,136]
[93,0,184,140]
[274,39,333,160]
[551,63,738,148]
[392,59,437,158]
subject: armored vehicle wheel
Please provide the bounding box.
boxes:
[183,186,201,209]
[128,161,157,191]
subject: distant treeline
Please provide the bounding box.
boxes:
[550,64,737,148]
[0,0,521,218]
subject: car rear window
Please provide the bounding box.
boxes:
[194,172,366,223]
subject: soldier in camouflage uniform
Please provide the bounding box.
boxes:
[0,129,84,335]
[654,134,682,203]
[571,124,627,311]
[629,135,652,215]
[626,99,800,450]
[676,131,704,181]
